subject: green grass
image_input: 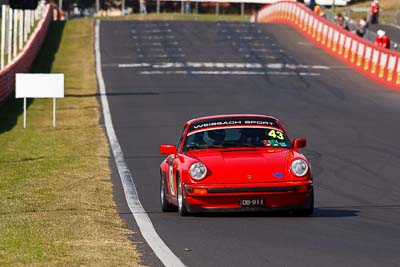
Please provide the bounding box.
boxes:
[99,12,250,22]
[0,19,141,265]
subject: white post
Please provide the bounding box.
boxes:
[26,10,29,35]
[27,10,31,35]
[181,0,184,14]
[24,10,28,42]
[25,10,31,35]
[34,7,38,21]
[241,3,244,16]
[19,10,23,50]
[37,3,42,20]
[7,8,13,64]
[96,0,99,15]
[13,9,17,58]
[53,98,56,127]
[216,3,219,15]
[4,5,8,62]
[23,97,27,128]
[1,5,6,69]
[30,9,34,27]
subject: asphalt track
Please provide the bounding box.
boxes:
[99,20,400,267]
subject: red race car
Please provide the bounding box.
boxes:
[159,114,313,216]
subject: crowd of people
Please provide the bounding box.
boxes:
[306,0,391,50]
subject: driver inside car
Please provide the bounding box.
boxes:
[202,129,226,146]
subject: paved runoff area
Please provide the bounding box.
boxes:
[98,21,400,267]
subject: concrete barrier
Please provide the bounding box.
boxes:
[251,1,400,91]
[0,4,52,104]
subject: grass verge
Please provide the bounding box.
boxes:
[0,19,141,265]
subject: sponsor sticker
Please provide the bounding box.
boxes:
[188,117,280,133]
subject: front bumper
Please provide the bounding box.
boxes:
[183,182,313,212]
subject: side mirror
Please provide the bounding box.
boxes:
[160,144,177,155]
[293,138,306,151]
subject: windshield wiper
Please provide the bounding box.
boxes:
[186,144,224,151]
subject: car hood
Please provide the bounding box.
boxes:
[187,148,292,183]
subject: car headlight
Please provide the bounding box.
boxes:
[189,162,207,180]
[291,159,308,177]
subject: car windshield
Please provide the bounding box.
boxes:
[183,127,291,152]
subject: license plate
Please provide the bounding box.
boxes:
[239,198,264,207]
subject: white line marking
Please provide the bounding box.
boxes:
[142,23,170,27]
[133,41,179,46]
[218,23,255,28]
[139,70,321,76]
[153,62,185,68]
[116,62,330,70]
[95,20,185,267]
[138,54,186,58]
[297,42,313,46]
[239,47,274,52]
[119,63,151,68]
[248,42,268,47]
[221,29,255,33]
[240,36,257,40]
[147,47,183,52]
[138,35,176,40]
[142,29,172,33]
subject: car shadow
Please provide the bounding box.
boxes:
[191,208,359,218]
[312,208,360,218]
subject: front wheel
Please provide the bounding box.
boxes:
[160,174,176,212]
[177,175,190,216]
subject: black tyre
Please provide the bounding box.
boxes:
[160,174,177,212]
[294,190,314,217]
[177,175,190,216]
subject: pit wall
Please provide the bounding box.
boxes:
[251,2,400,91]
[0,4,53,104]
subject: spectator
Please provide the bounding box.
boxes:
[314,4,325,18]
[355,18,368,38]
[370,0,379,24]
[308,0,315,11]
[185,1,191,14]
[336,13,350,31]
[140,0,147,14]
[375,30,390,49]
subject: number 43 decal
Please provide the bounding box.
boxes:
[268,129,284,140]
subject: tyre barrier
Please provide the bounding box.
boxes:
[0,4,52,104]
[251,1,400,91]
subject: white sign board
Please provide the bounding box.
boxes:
[16,73,64,98]
[15,73,65,128]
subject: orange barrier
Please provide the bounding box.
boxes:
[251,1,400,91]
[0,4,53,104]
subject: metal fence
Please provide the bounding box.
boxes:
[325,9,399,51]
[0,1,47,70]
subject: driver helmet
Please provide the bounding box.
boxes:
[203,129,226,145]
